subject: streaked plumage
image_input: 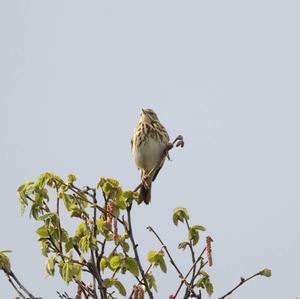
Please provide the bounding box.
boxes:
[131,109,170,204]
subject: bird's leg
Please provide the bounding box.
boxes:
[165,147,172,161]
[165,135,184,161]
[141,170,150,189]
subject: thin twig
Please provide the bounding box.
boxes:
[218,272,261,299]
[128,263,153,298]
[172,247,207,299]
[5,272,25,298]
[126,207,154,299]
[8,270,36,298]
[184,218,196,278]
[146,226,198,298]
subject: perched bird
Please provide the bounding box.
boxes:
[131,109,170,204]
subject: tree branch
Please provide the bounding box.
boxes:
[126,206,154,299]
[218,272,262,299]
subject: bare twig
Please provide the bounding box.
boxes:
[172,247,207,299]
[126,207,154,299]
[146,226,198,298]
[184,218,196,278]
[218,272,262,299]
[6,272,25,298]
[128,263,154,298]
[6,270,36,298]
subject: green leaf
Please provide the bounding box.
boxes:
[72,263,82,280]
[172,207,189,226]
[38,212,59,226]
[124,257,139,277]
[24,181,35,196]
[159,256,167,273]
[107,178,119,187]
[69,205,88,219]
[36,225,49,238]
[0,251,11,271]
[60,261,74,283]
[65,237,74,253]
[103,182,113,193]
[121,241,129,253]
[63,194,72,211]
[147,250,159,264]
[79,235,90,253]
[67,174,77,185]
[36,173,50,188]
[40,240,48,257]
[188,227,200,246]
[113,279,127,296]
[205,281,214,297]
[100,257,108,272]
[147,250,167,273]
[96,177,106,189]
[195,271,213,297]
[103,278,127,297]
[45,256,56,276]
[103,278,114,288]
[259,268,272,277]
[96,218,109,236]
[75,222,87,238]
[192,225,206,231]
[146,272,158,292]
[110,255,122,270]
[116,194,127,210]
[178,241,189,250]
[122,190,139,205]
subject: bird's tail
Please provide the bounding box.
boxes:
[138,183,152,204]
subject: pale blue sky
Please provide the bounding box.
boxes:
[1,1,299,298]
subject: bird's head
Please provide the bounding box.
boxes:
[140,108,159,123]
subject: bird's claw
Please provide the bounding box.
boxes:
[173,135,184,148]
[141,174,150,189]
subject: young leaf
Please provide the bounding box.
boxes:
[124,257,139,277]
[205,281,214,297]
[110,255,122,270]
[75,222,87,238]
[0,251,11,271]
[36,225,49,238]
[188,227,200,246]
[65,237,74,253]
[100,257,108,272]
[63,194,72,211]
[113,279,127,296]
[192,225,206,231]
[172,207,189,226]
[159,256,167,273]
[40,240,49,257]
[60,261,73,283]
[259,268,272,277]
[178,241,189,250]
[147,250,159,264]
[79,235,90,253]
[103,278,114,288]
[67,174,77,185]
[146,272,158,292]
[45,256,56,276]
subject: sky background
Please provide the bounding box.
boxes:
[1,1,299,298]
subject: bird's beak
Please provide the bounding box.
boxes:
[142,109,146,114]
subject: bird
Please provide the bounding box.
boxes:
[131,109,170,204]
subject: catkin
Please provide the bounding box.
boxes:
[206,236,213,267]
